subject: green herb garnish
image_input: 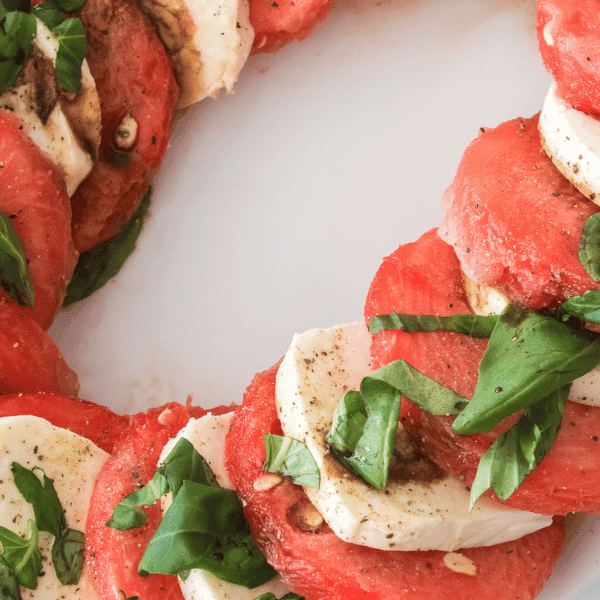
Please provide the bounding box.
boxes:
[0,521,42,590]
[64,189,151,306]
[580,213,600,281]
[0,210,35,308]
[107,438,276,589]
[451,305,600,434]
[254,594,305,600]
[263,434,320,489]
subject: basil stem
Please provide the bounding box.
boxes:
[263,435,320,489]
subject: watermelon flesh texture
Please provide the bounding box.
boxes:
[365,228,600,514]
[537,0,600,116]
[0,110,77,330]
[249,0,335,53]
[438,114,600,312]
[225,359,565,600]
[71,0,179,253]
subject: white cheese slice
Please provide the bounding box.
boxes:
[0,414,108,600]
[159,413,290,600]
[137,0,254,109]
[0,20,96,196]
[539,81,600,205]
[275,321,552,552]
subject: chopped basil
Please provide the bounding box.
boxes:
[138,480,276,588]
[263,435,320,489]
[469,384,569,509]
[52,17,86,93]
[64,189,151,306]
[452,305,600,434]
[107,438,276,589]
[580,213,600,281]
[558,289,600,325]
[11,463,85,585]
[0,205,35,309]
[0,521,42,590]
[326,359,467,489]
[0,556,22,600]
[0,10,36,95]
[118,591,139,600]
[105,471,169,531]
[368,311,497,338]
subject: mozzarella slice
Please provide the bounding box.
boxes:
[0,19,100,196]
[0,415,108,600]
[275,321,552,552]
[137,0,254,108]
[539,81,600,205]
[159,413,290,600]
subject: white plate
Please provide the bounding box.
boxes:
[49,0,600,598]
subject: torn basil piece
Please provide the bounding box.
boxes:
[263,434,320,489]
[326,359,467,489]
[137,480,277,588]
[53,18,86,93]
[0,210,35,307]
[580,213,600,281]
[452,305,600,434]
[469,384,569,509]
[558,289,600,325]
[0,555,21,600]
[0,521,42,590]
[369,311,497,338]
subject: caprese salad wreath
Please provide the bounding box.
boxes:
[0,0,598,599]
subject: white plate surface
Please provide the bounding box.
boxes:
[49,0,600,598]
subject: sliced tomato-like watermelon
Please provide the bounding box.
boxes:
[0,393,128,454]
[71,0,179,253]
[537,0,600,116]
[86,402,235,600]
[0,110,77,329]
[0,301,79,396]
[438,115,600,312]
[366,229,600,514]
[225,360,565,600]
[249,0,335,53]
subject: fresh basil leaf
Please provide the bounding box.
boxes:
[326,359,468,489]
[159,437,220,496]
[558,289,600,325]
[2,11,36,53]
[52,18,85,93]
[0,521,42,590]
[452,305,600,434]
[580,213,600,281]
[118,591,139,600]
[254,594,305,600]
[64,189,151,306]
[469,384,569,509]
[32,0,65,30]
[326,380,401,489]
[11,463,64,537]
[263,435,320,489]
[106,471,169,531]
[0,211,35,307]
[0,555,22,600]
[138,480,277,588]
[369,311,497,338]
[51,527,85,585]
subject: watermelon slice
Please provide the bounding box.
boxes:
[224,360,565,600]
[538,0,600,116]
[438,114,600,312]
[0,110,77,329]
[366,228,600,514]
[71,0,179,253]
